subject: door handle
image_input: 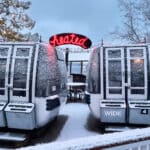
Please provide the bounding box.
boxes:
[127,86,131,89]
[124,83,131,88]
[124,83,129,87]
[6,84,13,90]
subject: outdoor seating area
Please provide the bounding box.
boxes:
[67,74,86,102]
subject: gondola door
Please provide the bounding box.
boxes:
[0,46,12,101]
[127,47,147,100]
[105,48,125,99]
[9,45,33,102]
[105,47,147,100]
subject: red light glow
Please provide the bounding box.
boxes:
[46,44,54,56]
[49,33,92,49]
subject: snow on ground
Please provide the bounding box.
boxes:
[57,103,100,141]
[16,103,150,150]
[19,127,150,150]
[18,103,101,149]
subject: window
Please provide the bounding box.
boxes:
[0,47,8,56]
[0,59,7,88]
[71,62,81,74]
[56,49,65,61]
[16,48,30,57]
[87,48,100,93]
[13,59,28,89]
[82,61,88,75]
[131,59,144,87]
[35,45,61,97]
[69,61,88,75]
[108,60,122,87]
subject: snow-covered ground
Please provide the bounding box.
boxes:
[20,127,150,150]
[18,103,101,149]
[17,103,150,150]
[0,102,148,150]
[57,103,100,141]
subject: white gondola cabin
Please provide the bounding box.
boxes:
[0,42,67,131]
[86,44,150,125]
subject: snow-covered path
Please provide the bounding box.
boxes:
[18,103,150,150]
[21,103,101,148]
[57,103,100,141]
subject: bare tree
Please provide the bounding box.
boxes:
[112,0,150,43]
[0,0,37,41]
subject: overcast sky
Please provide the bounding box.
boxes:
[28,0,122,45]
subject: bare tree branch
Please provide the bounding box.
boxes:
[112,0,150,43]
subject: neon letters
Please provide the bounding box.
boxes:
[49,33,92,49]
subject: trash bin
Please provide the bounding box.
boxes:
[129,101,150,125]
[100,100,126,123]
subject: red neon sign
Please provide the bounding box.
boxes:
[49,33,92,49]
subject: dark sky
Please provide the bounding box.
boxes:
[28,0,122,45]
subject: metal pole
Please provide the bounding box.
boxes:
[65,48,69,71]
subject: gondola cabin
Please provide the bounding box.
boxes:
[0,42,67,131]
[86,44,150,125]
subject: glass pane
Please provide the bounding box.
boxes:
[35,45,61,97]
[82,62,88,75]
[56,49,65,61]
[16,48,29,57]
[87,48,100,93]
[13,91,26,97]
[0,59,6,88]
[13,59,28,89]
[130,49,143,57]
[132,147,138,150]
[0,90,4,95]
[131,59,144,87]
[109,89,122,94]
[108,60,122,87]
[71,62,81,74]
[140,145,147,150]
[0,47,8,56]
[131,89,144,94]
[108,50,121,58]
[57,60,67,96]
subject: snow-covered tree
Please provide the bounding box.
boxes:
[0,0,36,41]
[112,0,150,43]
